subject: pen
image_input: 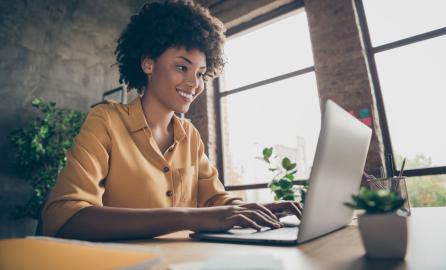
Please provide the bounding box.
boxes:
[398,158,406,177]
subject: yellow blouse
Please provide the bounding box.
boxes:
[42,96,239,236]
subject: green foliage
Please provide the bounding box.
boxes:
[9,98,86,219]
[344,187,406,214]
[394,153,446,207]
[262,147,273,163]
[406,176,446,207]
[259,147,306,202]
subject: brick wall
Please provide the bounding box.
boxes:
[304,0,385,175]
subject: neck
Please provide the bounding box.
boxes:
[140,92,174,131]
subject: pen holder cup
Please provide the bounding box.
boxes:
[366,176,411,216]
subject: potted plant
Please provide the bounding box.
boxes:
[344,187,408,259]
[9,98,86,235]
[258,147,307,202]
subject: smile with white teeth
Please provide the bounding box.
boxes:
[176,89,194,101]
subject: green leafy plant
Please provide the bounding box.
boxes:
[259,147,307,201]
[344,187,406,214]
[9,98,86,219]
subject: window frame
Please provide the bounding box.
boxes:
[213,1,314,191]
[355,0,446,177]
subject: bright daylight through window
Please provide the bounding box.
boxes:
[220,10,319,202]
[362,0,446,207]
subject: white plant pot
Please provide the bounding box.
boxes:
[358,213,408,259]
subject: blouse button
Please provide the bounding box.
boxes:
[166,190,173,197]
[163,166,170,173]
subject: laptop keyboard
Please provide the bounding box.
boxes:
[228,222,299,235]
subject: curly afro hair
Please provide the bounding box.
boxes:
[115,0,226,93]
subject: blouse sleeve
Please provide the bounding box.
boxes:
[42,105,111,236]
[195,129,242,207]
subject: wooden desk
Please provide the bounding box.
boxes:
[127,207,446,269]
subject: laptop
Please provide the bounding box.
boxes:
[190,99,372,245]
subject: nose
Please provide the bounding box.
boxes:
[186,74,200,90]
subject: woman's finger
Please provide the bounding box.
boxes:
[287,202,303,219]
[294,201,303,211]
[268,201,303,220]
[238,206,280,225]
[263,202,283,213]
[226,214,262,231]
[243,203,278,220]
[254,209,283,225]
[240,210,282,229]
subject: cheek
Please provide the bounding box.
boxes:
[156,67,182,86]
[170,71,184,84]
[196,83,205,96]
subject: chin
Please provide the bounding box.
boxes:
[175,105,190,114]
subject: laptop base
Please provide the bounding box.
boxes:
[190,227,299,246]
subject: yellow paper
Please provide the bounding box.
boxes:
[0,237,163,270]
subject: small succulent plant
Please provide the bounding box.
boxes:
[344,187,406,214]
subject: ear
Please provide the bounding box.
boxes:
[141,57,155,74]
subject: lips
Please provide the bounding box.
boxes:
[176,88,195,102]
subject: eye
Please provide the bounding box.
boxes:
[197,72,205,78]
[176,65,187,72]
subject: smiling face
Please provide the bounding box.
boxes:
[142,47,207,114]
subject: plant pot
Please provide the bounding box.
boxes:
[358,213,407,260]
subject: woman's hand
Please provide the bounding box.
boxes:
[263,201,303,220]
[189,205,283,233]
[231,200,303,219]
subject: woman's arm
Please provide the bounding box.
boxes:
[57,204,283,241]
[57,206,191,241]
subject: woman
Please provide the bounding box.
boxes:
[42,0,302,241]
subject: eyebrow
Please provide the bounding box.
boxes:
[176,56,206,69]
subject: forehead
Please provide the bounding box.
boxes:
[159,47,206,67]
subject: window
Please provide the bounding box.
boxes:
[218,8,319,202]
[407,175,446,207]
[375,38,446,169]
[362,0,446,47]
[358,0,446,206]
